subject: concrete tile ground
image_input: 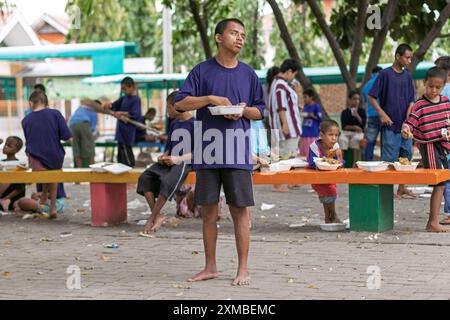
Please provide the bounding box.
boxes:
[0,183,449,300]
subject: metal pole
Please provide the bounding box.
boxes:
[162,7,173,74]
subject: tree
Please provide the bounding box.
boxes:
[267,0,328,118]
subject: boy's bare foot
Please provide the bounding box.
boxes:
[49,211,57,219]
[396,189,416,199]
[0,198,11,212]
[150,215,166,232]
[143,219,155,234]
[272,186,291,193]
[426,222,450,233]
[232,270,251,286]
[187,269,219,282]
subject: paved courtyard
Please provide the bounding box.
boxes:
[0,183,449,300]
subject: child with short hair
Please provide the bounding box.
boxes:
[22,91,72,219]
[307,120,343,224]
[14,184,67,218]
[402,67,450,232]
[137,93,195,234]
[299,88,322,157]
[0,136,25,212]
[110,76,143,167]
[435,56,450,225]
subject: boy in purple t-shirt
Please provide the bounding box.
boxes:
[299,88,322,157]
[22,91,72,218]
[174,19,265,287]
[368,43,416,198]
[109,76,142,167]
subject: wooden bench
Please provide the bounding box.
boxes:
[1,168,448,231]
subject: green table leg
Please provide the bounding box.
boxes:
[349,184,394,232]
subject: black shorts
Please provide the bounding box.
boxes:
[194,168,254,208]
[418,143,449,186]
[136,162,191,200]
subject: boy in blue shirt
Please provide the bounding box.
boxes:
[175,18,265,286]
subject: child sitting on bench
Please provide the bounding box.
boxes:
[137,91,195,234]
[0,136,25,212]
[307,120,343,224]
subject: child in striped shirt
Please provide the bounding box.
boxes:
[402,67,450,233]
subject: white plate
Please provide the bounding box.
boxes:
[208,106,244,116]
[393,161,419,171]
[89,162,114,173]
[102,163,132,175]
[320,223,347,232]
[268,162,292,172]
[313,157,342,171]
[0,160,28,170]
[279,158,309,168]
[356,161,389,172]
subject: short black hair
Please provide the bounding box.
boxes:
[33,83,46,93]
[166,90,179,107]
[266,66,280,93]
[121,76,135,88]
[435,56,450,72]
[425,67,447,82]
[395,43,413,57]
[145,108,157,116]
[320,120,340,133]
[6,136,23,152]
[29,90,48,106]
[214,18,245,47]
[348,90,360,99]
[303,88,315,98]
[372,66,383,74]
[280,59,300,73]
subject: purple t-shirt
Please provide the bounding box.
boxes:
[22,108,72,170]
[165,117,195,156]
[368,67,415,133]
[301,102,322,138]
[174,58,265,171]
[112,95,142,145]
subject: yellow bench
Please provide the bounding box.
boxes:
[1,168,448,231]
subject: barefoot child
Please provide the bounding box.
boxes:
[402,67,450,233]
[22,91,72,219]
[14,183,67,218]
[137,91,195,234]
[307,120,343,224]
[0,137,25,212]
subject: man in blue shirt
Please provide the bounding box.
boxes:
[175,18,265,286]
[362,66,383,160]
[368,44,416,198]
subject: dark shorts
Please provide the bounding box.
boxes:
[418,143,449,186]
[136,162,191,200]
[194,168,254,208]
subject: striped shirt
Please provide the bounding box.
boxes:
[405,95,450,150]
[268,77,301,140]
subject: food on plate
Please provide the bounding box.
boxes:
[398,157,411,165]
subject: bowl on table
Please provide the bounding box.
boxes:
[313,157,342,171]
[356,161,390,172]
[392,161,419,171]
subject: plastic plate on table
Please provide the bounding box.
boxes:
[313,157,342,171]
[268,162,292,172]
[103,163,132,175]
[208,105,244,116]
[356,161,390,172]
[0,160,28,171]
[392,162,419,171]
[279,158,309,168]
[89,162,114,173]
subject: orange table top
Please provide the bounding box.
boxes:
[1,168,448,185]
